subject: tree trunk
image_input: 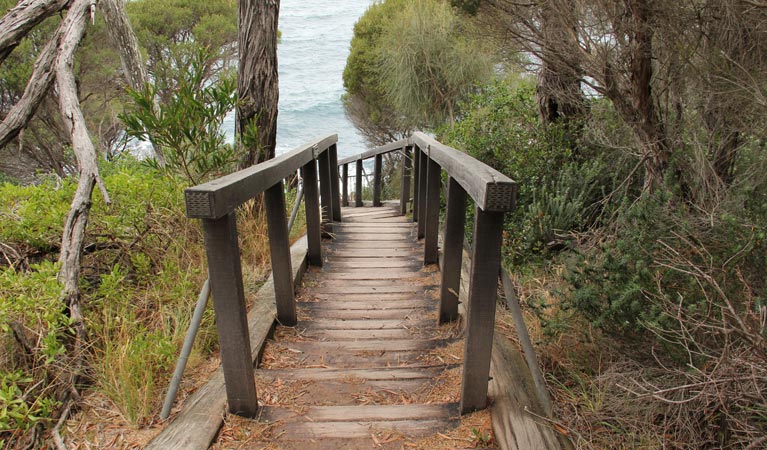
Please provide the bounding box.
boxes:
[0,20,61,149]
[237,0,280,167]
[0,0,70,66]
[536,0,586,127]
[98,0,166,165]
[56,0,109,359]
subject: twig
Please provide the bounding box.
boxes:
[52,398,74,450]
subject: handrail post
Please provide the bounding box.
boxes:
[412,146,420,222]
[318,149,334,236]
[264,181,297,326]
[373,153,383,207]
[439,177,466,323]
[355,159,363,207]
[424,156,440,264]
[302,160,322,266]
[201,214,258,417]
[328,144,342,221]
[342,163,349,207]
[460,207,505,414]
[417,149,428,238]
[399,146,412,215]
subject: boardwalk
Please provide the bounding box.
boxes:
[244,204,464,448]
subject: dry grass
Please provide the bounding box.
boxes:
[63,392,164,450]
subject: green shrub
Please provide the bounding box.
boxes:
[121,47,241,185]
[0,262,64,445]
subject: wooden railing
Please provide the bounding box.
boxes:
[186,132,516,417]
[338,132,517,414]
[184,134,340,417]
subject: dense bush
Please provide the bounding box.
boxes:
[0,163,213,443]
[441,79,611,262]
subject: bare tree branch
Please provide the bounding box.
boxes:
[0,0,70,66]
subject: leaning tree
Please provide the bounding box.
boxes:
[0,0,154,442]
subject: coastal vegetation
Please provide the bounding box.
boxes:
[344,0,767,448]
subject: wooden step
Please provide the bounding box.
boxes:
[261,403,458,422]
[304,318,432,330]
[258,365,453,382]
[299,299,434,310]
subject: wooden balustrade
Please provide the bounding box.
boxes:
[186,131,515,418]
[337,132,517,414]
[185,134,338,417]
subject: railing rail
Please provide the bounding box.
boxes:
[184,131,516,419]
[337,132,517,414]
[184,134,339,417]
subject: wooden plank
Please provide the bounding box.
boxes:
[301,160,322,267]
[309,292,431,302]
[306,308,435,320]
[328,242,416,250]
[460,207,505,414]
[342,208,401,218]
[337,138,408,165]
[318,146,334,233]
[327,249,421,258]
[185,134,336,219]
[200,214,257,417]
[317,270,425,280]
[355,159,363,207]
[258,367,449,383]
[439,177,466,323]
[335,221,414,228]
[334,228,413,235]
[400,145,412,215]
[147,238,308,450]
[424,157,441,264]
[270,419,455,440]
[328,144,342,221]
[417,149,427,238]
[321,260,423,269]
[412,144,420,223]
[273,338,443,352]
[373,153,383,207]
[305,319,431,330]
[311,285,434,294]
[411,132,516,212]
[490,331,571,450]
[301,328,420,340]
[299,299,433,310]
[341,163,349,207]
[260,403,456,422]
[265,182,297,326]
[333,234,414,242]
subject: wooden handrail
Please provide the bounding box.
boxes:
[338,132,518,414]
[184,134,340,418]
[336,137,409,166]
[185,134,337,219]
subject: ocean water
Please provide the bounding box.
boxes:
[223,0,375,160]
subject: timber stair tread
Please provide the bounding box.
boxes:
[251,205,463,447]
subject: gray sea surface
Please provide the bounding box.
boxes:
[222,0,375,159]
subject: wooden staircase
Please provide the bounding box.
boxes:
[246,205,463,448]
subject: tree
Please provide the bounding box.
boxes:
[343,0,492,144]
[343,0,411,146]
[0,1,157,442]
[236,0,279,166]
[378,0,493,127]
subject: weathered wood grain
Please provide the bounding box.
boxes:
[372,153,382,207]
[201,214,258,416]
[460,207,505,414]
[439,177,466,323]
[328,144,342,221]
[146,238,308,450]
[301,160,322,266]
[355,159,363,207]
[400,146,412,214]
[185,135,336,219]
[411,132,517,212]
[424,157,441,264]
